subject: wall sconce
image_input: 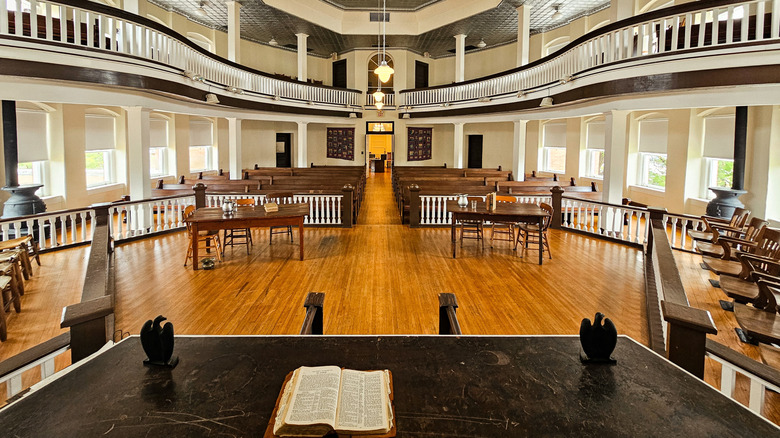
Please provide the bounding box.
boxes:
[349,112,357,118]
[402,113,410,119]
[205,93,220,104]
[539,97,553,107]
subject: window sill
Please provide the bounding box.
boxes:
[150,175,175,180]
[87,183,125,194]
[629,185,665,195]
[41,194,64,204]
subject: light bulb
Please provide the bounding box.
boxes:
[374,61,394,83]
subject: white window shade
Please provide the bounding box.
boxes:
[638,119,668,154]
[543,122,567,147]
[150,119,169,148]
[703,115,735,159]
[85,115,116,150]
[16,109,48,162]
[190,120,213,146]
[586,121,605,149]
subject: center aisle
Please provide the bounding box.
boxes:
[358,169,401,226]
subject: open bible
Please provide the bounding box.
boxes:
[269,366,394,437]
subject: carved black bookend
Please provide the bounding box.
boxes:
[140,315,179,368]
[579,312,617,364]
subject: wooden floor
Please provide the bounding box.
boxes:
[1,169,778,423]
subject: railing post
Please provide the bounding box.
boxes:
[193,183,207,209]
[341,184,353,228]
[662,301,717,379]
[439,293,462,335]
[647,207,666,255]
[550,186,564,230]
[409,184,421,228]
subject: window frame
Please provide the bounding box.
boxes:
[17,161,48,195]
[542,146,567,174]
[85,149,116,188]
[639,152,667,190]
[585,149,605,179]
[188,145,215,173]
[149,146,169,177]
[702,157,734,198]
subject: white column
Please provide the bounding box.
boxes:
[226,1,241,64]
[516,5,531,67]
[125,106,152,201]
[454,34,466,83]
[610,0,633,23]
[453,122,465,168]
[603,110,629,205]
[227,117,242,180]
[296,121,308,168]
[512,120,528,181]
[296,33,309,82]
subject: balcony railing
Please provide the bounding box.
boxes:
[400,0,780,108]
[0,0,362,108]
[365,92,396,108]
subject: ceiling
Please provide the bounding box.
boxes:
[148,0,611,58]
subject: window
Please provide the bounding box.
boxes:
[640,153,667,189]
[367,53,394,95]
[542,122,567,173]
[189,119,215,172]
[16,107,49,194]
[701,113,735,197]
[150,117,169,177]
[585,120,605,178]
[85,114,117,187]
[637,118,668,189]
[85,150,114,187]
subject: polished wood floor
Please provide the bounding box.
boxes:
[1,170,778,423]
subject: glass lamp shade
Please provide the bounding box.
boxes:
[376,102,385,110]
[373,90,385,102]
[374,61,394,83]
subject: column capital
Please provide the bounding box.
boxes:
[453,122,464,127]
[516,4,531,13]
[297,121,310,127]
[296,33,309,39]
[224,0,242,7]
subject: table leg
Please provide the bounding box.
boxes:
[192,223,199,271]
[451,218,457,259]
[298,219,304,261]
[538,216,543,266]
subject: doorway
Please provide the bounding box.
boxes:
[332,59,347,88]
[415,61,429,89]
[276,133,291,168]
[467,135,483,169]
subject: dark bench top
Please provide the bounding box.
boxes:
[0,335,776,437]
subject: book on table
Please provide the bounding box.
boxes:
[270,365,395,437]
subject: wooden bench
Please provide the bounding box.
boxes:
[734,277,780,344]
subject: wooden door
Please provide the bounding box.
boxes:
[276,133,291,168]
[467,135,483,169]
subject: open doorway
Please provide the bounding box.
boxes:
[366,122,394,175]
[276,133,291,168]
[467,135,483,169]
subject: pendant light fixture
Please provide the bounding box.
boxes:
[373,88,385,103]
[374,0,394,83]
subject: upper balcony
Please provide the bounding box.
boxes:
[0,0,778,118]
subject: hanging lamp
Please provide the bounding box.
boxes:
[374,0,394,83]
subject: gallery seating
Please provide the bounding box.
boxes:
[689,208,751,243]
[703,226,780,277]
[734,277,780,345]
[695,217,768,259]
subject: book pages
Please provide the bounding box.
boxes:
[285,366,341,427]
[335,370,388,432]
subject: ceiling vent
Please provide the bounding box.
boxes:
[370,12,390,22]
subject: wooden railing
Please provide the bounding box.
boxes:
[0,207,96,251]
[60,203,115,363]
[0,332,70,402]
[365,92,396,108]
[400,0,780,108]
[204,191,350,227]
[0,0,362,107]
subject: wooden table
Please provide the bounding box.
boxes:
[448,201,549,265]
[0,335,776,437]
[185,204,309,269]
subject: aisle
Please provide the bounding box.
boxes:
[358,169,400,226]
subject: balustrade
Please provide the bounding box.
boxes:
[400,0,780,108]
[0,0,361,107]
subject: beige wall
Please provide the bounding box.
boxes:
[463,122,514,170]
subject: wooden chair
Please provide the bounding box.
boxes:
[734,277,780,344]
[0,257,25,297]
[222,198,255,256]
[515,202,553,259]
[703,227,780,277]
[459,197,484,249]
[490,195,517,247]
[267,193,295,245]
[689,207,750,243]
[0,274,22,342]
[695,217,767,259]
[720,253,780,307]
[183,205,223,267]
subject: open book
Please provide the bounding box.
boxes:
[271,366,394,437]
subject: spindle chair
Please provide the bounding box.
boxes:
[183,205,223,267]
[459,197,485,249]
[222,198,255,256]
[516,202,553,259]
[490,195,517,247]
[267,193,295,244]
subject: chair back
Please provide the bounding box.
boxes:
[496,195,517,203]
[235,198,255,207]
[754,278,780,313]
[540,203,554,231]
[754,227,780,259]
[183,205,196,233]
[743,217,769,242]
[267,192,295,204]
[466,196,483,202]
[730,207,751,228]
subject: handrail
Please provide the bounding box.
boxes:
[60,203,115,363]
[645,207,717,379]
[399,0,780,107]
[0,332,70,402]
[0,0,363,106]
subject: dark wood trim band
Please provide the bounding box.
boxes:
[705,339,780,388]
[0,333,70,378]
[0,59,360,118]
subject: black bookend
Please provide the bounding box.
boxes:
[579,312,617,364]
[140,315,179,368]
